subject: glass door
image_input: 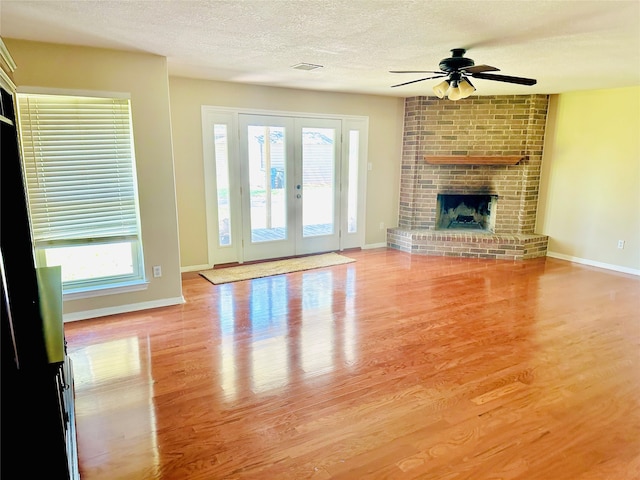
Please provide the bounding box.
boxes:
[239,115,295,261]
[295,118,341,255]
[239,115,341,261]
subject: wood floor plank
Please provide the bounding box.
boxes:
[64,249,640,479]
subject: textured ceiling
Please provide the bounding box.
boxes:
[1,0,639,97]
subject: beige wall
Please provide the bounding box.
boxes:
[537,86,640,272]
[7,38,634,322]
[5,39,184,317]
[168,76,404,268]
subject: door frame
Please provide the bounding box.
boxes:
[202,106,368,267]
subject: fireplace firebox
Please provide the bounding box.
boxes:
[436,194,497,232]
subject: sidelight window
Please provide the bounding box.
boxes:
[214,124,232,246]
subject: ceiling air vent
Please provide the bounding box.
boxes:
[291,63,323,71]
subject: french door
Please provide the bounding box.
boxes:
[202,108,367,266]
[239,115,341,261]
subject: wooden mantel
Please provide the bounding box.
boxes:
[424,155,523,165]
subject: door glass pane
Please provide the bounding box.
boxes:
[214,124,232,246]
[302,127,335,237]
[347,130,359,233]
[247,125,287,243]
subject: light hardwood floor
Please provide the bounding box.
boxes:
[64,248,640,479]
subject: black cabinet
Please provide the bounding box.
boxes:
[1,39,80,479]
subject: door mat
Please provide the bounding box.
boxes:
[199,252,355,285]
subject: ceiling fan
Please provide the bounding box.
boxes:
[390,48,537,100]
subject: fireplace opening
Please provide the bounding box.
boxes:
[436,194,497,232]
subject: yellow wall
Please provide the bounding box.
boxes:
[5,39,184,317]
[168,76,404,268]
[537,86,640,272]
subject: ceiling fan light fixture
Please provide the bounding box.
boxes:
[433,79,449,98]
[448,85,462,101]
[392,48,536,98]
[458,78,475,98]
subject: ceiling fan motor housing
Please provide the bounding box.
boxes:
[439,48,474,73]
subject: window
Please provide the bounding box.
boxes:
[214,124,232,247]
[347,129,360,233]
[17,93,145,295]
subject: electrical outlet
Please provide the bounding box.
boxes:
[153,265,162,277]
[617,240,625,249]
[379,221,385,230]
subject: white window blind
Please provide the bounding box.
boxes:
[17,94,140,247]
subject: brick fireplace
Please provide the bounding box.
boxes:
[388,94,549,260]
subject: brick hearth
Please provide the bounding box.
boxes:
[388,94,549,260]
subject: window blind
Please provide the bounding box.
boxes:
[17,94,140,247]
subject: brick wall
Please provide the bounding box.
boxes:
[399,94,549,233]
[390,94,550,260]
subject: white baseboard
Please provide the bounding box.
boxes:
[363,242,388,250]
[63,296,186,322]
[181,263,211,273]
[547,252,640,276]
[180,247,393,270]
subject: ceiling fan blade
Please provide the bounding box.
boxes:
[471,72,537,86]
[461,64,500,74]
[389,70,444,74]
[391,75,447,88]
